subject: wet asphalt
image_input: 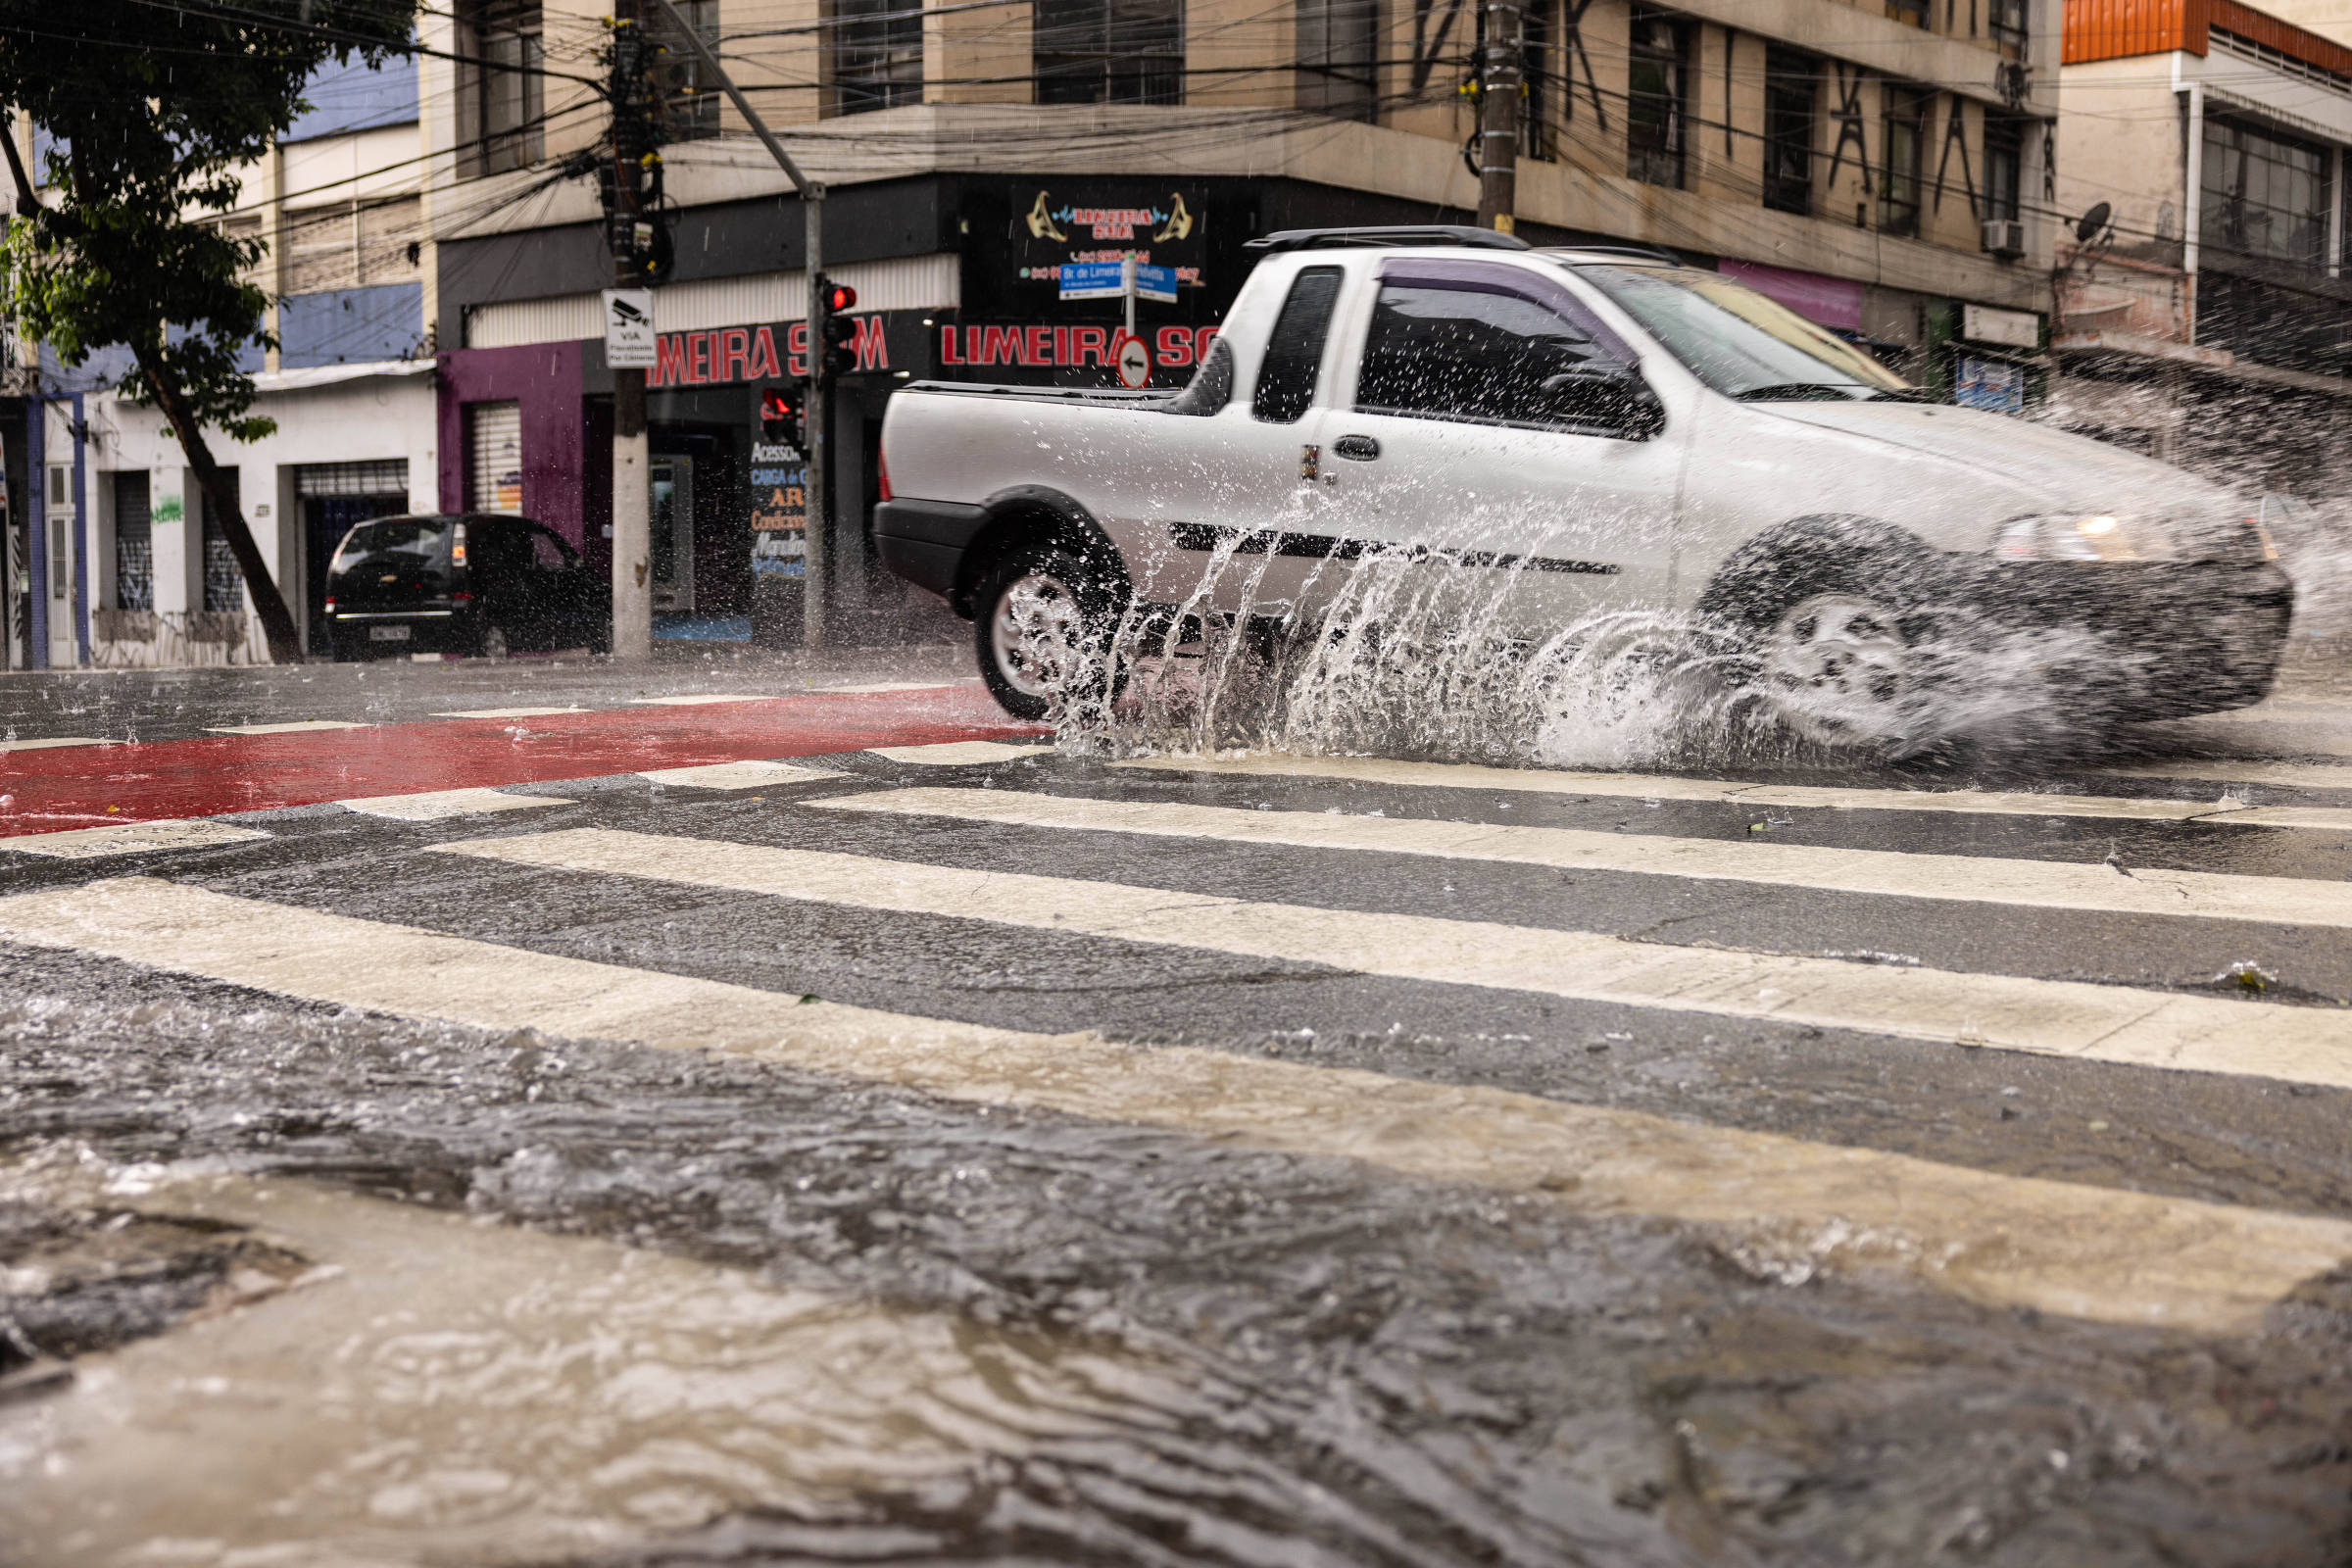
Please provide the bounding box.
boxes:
[5,653,2352,1566]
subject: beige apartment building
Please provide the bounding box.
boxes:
[421,0,2061,641]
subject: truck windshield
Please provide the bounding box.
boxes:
[1576,266,1917,401]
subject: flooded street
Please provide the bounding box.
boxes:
[3,652,2352,1565]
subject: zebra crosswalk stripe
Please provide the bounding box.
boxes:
[810,788,2352,930]
[2,874,2347,1333]
[432,827,2352,1084]
[1106,753,2352,831]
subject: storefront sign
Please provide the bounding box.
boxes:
[748,439,806,578]
[939,322,1218,371]
[1961,303,2041,350]
[1955,355,2026,414]
[1013,182,1210,294]
[648,317,890,388]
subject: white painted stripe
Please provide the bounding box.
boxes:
[640,760,845,790]
[205,720,371,735]
[1,819,270,859]
[629,694,772,707]
[2103,760,2352,792]
[812,788,2352,930]
[432,706,588,718]
[1109,752,2352,829]
[868,741,1052,765]
[1,875,2344,1333]
[0,736,107,753]
[808,681,962,695]
[442,828,2352,1085]
[338,788,559,821]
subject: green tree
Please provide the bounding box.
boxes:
[0,0,418,662]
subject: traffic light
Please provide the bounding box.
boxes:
[814,276,859,380]
[759,382,806,449]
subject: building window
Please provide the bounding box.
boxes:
[1885,0,1930,28]
[1879,84,1929,237]
[1297,0,1377,120]
[1987,0,2027,50]
[650,0,722,138]
[2203,115,2333,271]
[466,0,544,173]
[832,0,923,115]
[281,197,422,294]
[1984,114,2022,221]
[1627,9,1690,188]
[1763,46,1817,216]
[113,470,152,612]
[1035,0,1184,105]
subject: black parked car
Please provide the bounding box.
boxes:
[325,514,610,660]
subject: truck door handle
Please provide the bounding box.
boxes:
[1334,435,1380,462]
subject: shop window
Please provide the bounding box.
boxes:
[199,471,242,614]
[831,0,923,115]
[466,403,525,514]
[1034,0,1184,105]
[2203,115,2333,272]
[1627,9,1690,189]
[1763,46,1817,216]
[1297,0,1377,121]
[114,470,152,612]
[1878,84,1929,238]
[463,0,544,174]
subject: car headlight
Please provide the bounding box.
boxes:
[1993,514,2179,562]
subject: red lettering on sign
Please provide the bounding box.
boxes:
[654,334,690,387]
[1195,326,1220,362]
[855,316,889,370]
[786,320,808,377]
[1155,326,1195,368]
[1069,325,1105,366]
[721,327,751,382]
[981,325,1023,366]
[750,326,781,378]
[939,325,965,366]
[685,333,710,383]
[1026,326,1053,365]
[1054,326,1071,366]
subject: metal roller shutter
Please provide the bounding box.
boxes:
[466,402,523,514]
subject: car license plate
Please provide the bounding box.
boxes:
[368,624,412,642]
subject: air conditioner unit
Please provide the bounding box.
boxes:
[1982,218,2026,257]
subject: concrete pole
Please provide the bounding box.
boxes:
[2181,79,2205,345]
[1476,0,1522,231]
[611,0,653,662]
[804,193,827,649]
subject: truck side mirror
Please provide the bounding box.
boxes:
[1541,363,1665,440]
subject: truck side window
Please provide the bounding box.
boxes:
[1357,281,1612,426]
[1165,336,1234,416]
[1251,267,1343,423]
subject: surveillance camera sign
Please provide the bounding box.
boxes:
[603,289,657,369]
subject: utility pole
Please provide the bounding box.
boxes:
[1475,0,1523,232]
[609,0,653,661]
[645,0,829,647]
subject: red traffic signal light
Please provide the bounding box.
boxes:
[759,382,805,446]
[822,280,857,314]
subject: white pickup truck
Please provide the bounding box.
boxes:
[876,226,2292,742]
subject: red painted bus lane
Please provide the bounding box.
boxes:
[0,689,1040,835]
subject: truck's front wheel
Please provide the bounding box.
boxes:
[973,543,1124,721]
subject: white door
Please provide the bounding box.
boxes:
[1304,262,1685,637]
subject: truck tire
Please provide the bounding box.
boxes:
[972,541,1125,722]
[1696,515,1952,753]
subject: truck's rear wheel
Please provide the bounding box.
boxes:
[973,543,1124,721]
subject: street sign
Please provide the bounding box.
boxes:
[1114,333,1152,388]
[1133,264,1178,304]
[603,288,657,368]
[1056,261,1128,301]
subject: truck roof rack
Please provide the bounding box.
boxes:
[1544,243,1685,266]
[1244,224,1534,254]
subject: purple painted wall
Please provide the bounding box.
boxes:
[435,342,587,548]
